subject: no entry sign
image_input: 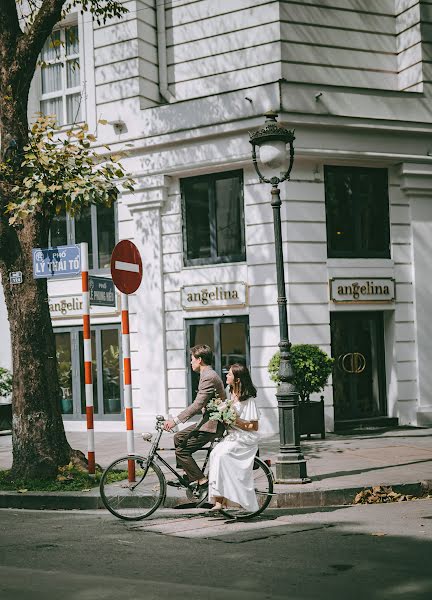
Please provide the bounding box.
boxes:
[110,240,143,294]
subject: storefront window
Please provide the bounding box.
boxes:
[55,332,73,415]
[181,171,245,266]
[101,329,121,414]
[49,203,116,271]
[54,325,122,419]
[325,166,390,258]
[186,316,249,403]
[79,330,98,414]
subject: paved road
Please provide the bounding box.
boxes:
[0,499,431,599]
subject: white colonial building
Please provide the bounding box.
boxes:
[2,0,432,434]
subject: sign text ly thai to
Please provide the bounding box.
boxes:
[181,283,247,310]
[33,245,81,279]
[330,278,395,303]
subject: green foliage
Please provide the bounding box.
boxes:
[0,462,102,491]
[1,115,134,226]
[17,0,128,27]
[0,368,12,398]
[268,344,334,402]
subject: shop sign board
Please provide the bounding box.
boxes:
[33,245,81,279]
[181,282,248,310]
[330,278,395,304]
[89,276,116,307]
[49,293,118,319]
[110,240,143,294]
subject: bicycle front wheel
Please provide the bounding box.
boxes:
[218,457,274,520]
[100,455,166,521]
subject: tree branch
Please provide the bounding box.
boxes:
[17,0,67,67]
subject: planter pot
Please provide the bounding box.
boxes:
[61,397,73,414]
[299,397,325,439]
[106,397,121,414]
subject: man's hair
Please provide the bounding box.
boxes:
[190,344,213,366]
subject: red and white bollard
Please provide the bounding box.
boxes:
[110,239,142,482]
[81,242,95,475]
[121,292,135,481]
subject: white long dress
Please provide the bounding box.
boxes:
[208,397,260,512]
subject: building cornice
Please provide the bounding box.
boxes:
[400,163,432,197]
[123,175,171,212]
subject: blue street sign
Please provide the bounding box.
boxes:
[32,245,81,279]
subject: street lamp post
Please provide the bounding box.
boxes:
[250,111,310,483]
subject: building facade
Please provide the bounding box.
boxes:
[1,0,432,434]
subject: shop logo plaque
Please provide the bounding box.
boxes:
[329,278,395,304]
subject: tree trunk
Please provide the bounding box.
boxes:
[0,80,73,480]
[0,215,74,479]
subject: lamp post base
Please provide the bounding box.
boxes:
[275,454,312,484]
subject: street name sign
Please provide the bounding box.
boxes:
[110,240,142,294]
[33,245,81,279]
[89,276,116,307]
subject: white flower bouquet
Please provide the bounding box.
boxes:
[206,390,237,426]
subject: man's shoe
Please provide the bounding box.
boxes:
[197,480,209,492]
[167,477,189,489]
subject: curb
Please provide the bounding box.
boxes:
[274,481,432,508]
[0,481,431,512]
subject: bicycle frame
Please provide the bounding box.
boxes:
[143,419,216,487]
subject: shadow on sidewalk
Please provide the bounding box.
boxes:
[311,457,432,482]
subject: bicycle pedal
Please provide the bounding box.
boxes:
[167,480,187,489]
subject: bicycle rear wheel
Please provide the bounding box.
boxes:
[100,455,166,521]
[218,457,274,520]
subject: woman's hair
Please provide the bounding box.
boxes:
[229,363,257,402]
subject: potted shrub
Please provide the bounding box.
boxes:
[0,367,12,430]
[268,344,334,438]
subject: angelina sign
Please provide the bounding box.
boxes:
[181,282,247,310]
[330,278,395,304]
[49,294,119,319]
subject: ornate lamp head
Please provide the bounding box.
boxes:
[249,111,295,186]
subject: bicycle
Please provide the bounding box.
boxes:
[100,415,274,521]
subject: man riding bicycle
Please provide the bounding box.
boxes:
[163,344,225,492]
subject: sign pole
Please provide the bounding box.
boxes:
[121,292,135,481]
[81,242,95,475]
[110,239,143,482]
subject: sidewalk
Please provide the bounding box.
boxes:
[1,425,431,510]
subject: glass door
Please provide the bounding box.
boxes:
[55,332,73,415]
[55,325,122,420]
[186,316,249,404]
[330,312,387,422]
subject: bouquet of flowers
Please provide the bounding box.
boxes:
[206,389,237,426]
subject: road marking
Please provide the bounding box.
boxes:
[115,260,139,273]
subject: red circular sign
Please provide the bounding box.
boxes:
[110,240,143,294]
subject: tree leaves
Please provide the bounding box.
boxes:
[1,115,135,225]
[268,345,334,401]
[354,486,417,504]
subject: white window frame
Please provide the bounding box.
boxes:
[40,17,85,126]
[49,203,118,273]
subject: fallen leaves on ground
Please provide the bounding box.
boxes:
[354,485,417,504]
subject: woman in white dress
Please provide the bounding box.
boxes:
[208,363,259,512]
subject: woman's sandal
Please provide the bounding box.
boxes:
[209,501,228,512]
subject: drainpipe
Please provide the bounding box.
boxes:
[156,0,175,103]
